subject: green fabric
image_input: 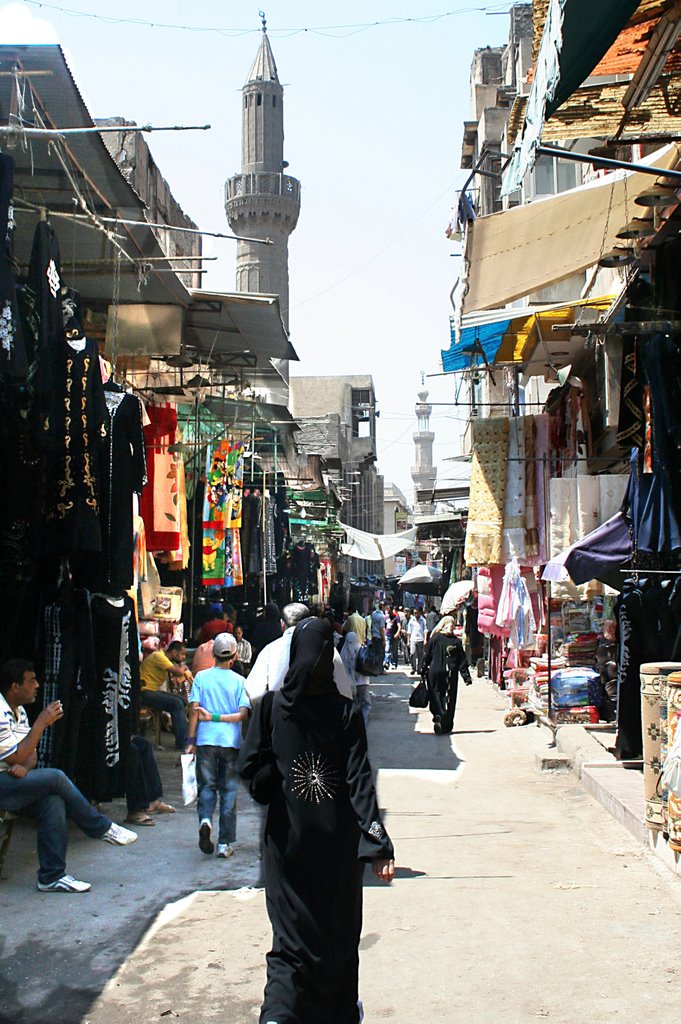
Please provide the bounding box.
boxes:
[548,0,641,117]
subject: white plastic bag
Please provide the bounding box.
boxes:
[661,732,681,797]
[181,753,197,805]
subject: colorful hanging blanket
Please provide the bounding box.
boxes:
[202,440,245,586]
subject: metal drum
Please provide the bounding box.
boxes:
[665,671,681,852]
[640,663,681,832]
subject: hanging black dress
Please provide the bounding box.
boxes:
[238,619,393,1024]
[0,153,27,381]
[93,385,147,592]
[75,594,141,802]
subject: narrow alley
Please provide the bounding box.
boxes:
[84,672,681,1024]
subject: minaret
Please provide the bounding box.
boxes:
[411,385,437,513]
[225,16,301,332]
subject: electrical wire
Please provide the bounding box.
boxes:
[22,2,512,37]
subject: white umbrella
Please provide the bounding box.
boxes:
[398,563,442,595]
[441,579,475,614]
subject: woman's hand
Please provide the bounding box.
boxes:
[372,858,395,883]
[197,707,213,721]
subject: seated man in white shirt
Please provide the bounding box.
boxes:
[246,603,353,703]
[0,659,137,893]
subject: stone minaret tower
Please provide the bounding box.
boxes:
[411,386,437,513]
[225,17,301,332]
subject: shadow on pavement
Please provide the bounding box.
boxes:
[367,675,464,774]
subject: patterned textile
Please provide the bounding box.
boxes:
[502,417,526,563]
[524,416,539,561]
[464,417,509,566]
[641,664,681,832]
[202,440,245,586]
[534,414,550,564]
[667,673,681,852]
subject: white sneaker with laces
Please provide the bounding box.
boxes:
[216,843,234,858]
[101,823,138,845]
[37,874,91,893]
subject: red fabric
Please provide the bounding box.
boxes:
[140,404,180,552]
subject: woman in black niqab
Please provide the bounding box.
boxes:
[238,617,394,1024]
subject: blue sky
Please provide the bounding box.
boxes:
[0,0,510,506]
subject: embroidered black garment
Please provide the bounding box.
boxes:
[0,154,27,381]
[90,385,147,592]
[75,594,140,803]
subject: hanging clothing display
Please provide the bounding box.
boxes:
[496,558,536,650]
[140,403,181,553]
[0,154,27,381]
[501,416,526,563]
[93,383,147,592]
[202,440,245,587]
[25,219,66,443]
[43,334,107,555]
[75,594,140,803]
[289,541,320,602]
[464,417,509,566]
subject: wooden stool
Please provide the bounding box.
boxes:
[0,810,15,879]
[139,707,163,749]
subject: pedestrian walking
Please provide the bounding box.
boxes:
[387,608,401,669]
[340,628,371,729]
[423,615,472,734]
[237,618,394,1024]
[186,634,251,858]
[407,607,427,675]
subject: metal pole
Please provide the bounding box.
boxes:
[543,453,553,722]
[537,144,681,182]
[262,471,268,607]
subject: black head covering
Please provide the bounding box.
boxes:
[279,617,336,716]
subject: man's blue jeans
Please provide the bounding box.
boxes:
[196,746,238,844]
[140,689,188,749]
[0,768,111,884]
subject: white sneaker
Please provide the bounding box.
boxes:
[37,874,91,893]
[101,823,138,846]
[216,843,234,858]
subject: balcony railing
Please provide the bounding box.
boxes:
[226,172,300,203]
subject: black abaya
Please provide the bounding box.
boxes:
[238,619,393,1024]
[423,631,472,734]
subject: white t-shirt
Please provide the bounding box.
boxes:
[0,693,30,772]
[407,615,427,649]
[246,626,353,703]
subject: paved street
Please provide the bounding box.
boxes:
[4,671,681,1024]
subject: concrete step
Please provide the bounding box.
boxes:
[535,751,573,772]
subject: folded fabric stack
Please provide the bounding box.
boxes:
[561,632,598,668]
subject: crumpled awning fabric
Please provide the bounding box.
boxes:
[339,522,417,561]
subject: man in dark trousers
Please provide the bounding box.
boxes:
[0,659,137,892]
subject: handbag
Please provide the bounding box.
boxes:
[409,678,429,709]
[356,642,383,678]
[249,691,280,805]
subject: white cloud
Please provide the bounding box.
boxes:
[0,3,59,43]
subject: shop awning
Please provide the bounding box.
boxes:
[460,143,681,315]
[339,523,417,562]
[185,291,298,364]
[502,0,642,193]
[442,296,615,372]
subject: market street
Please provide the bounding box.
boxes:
[79,672,681,1024]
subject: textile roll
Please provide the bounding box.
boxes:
[640,663,681,832]
[666,672,681,852]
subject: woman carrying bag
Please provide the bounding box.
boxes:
[237,617,394,1024]
[422,615,472,735]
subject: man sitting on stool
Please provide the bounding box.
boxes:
[0,659,137,893]
[140,641,193,751]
